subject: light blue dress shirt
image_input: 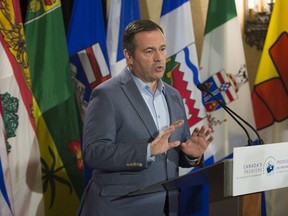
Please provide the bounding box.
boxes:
[131,72,170,161]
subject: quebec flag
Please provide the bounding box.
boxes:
[106,0,141,77]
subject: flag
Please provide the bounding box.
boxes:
[160,1,209,214]
[67,0,110,122]
[67,0,110,183]
[24,0,83,215]
[0,0,43,215]
[252,0,288,215]
[0,99,13,216]
[160,0,208,168]
[106,0,141,77]
[200,0,256,163]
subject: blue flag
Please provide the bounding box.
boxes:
[67,0,110,117]
[106,0,141,76]
[160,0,210,215]
[67,0,111,183]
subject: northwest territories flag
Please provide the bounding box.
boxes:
[160,0,207,135]
[67,0,110,121]
[252,0,288,214]
[160,1,210,215]
[106,0,141,77]
[200,0,256,162]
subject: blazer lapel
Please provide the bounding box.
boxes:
[163,88,180,125]
[120,69,158,138]
[163,86,185,143]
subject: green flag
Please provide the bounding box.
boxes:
[200,0,256,161]
[24,1,84,215]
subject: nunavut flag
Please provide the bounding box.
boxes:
[24,0,84,215]
[252,0,288,132]
[251,0,288,215]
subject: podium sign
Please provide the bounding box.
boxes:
[233,142,288,196]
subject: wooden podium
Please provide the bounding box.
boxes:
[197,159,261,216]
[121,143,288,215]
[121,159,261,215]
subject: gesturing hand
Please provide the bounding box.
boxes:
[150,120,184,156]
[180,125,214,158]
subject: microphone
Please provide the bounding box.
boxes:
[197,83,264,145]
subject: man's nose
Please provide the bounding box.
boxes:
[154,50,164,62]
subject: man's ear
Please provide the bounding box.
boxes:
[123,49,133,65]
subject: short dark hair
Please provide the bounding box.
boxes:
[122,19,164,55]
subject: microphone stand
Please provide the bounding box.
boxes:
[197,83,264,145]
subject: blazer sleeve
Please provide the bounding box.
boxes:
[82,87,149,172]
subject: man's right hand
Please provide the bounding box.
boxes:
[150,120,184,156]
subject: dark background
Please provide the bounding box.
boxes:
[20,0,107,33]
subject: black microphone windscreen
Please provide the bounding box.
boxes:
[197,83,209,92]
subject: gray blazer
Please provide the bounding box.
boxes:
[78,68,193,216]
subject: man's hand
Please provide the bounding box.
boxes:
[150,120,184,156]
[180,126,214,158]
[181,125,214,158]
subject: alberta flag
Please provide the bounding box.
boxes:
[106,0,141,77]
[252,0,288,214]
[200,0,256,162]
[67,0,110,122]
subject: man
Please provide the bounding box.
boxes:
[78,19,213,216]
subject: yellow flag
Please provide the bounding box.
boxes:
[252,0,288,130]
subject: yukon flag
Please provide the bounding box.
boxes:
[25,0,83,215]
[0,0,43,215]
[252,0,288,215]
[106,0,140,77]
[160,0,208,168]
[200,0,256,163]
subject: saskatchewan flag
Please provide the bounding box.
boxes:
[200,0,256,162]
[24,0,84,215]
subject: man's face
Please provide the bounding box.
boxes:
[124,29,167,84]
